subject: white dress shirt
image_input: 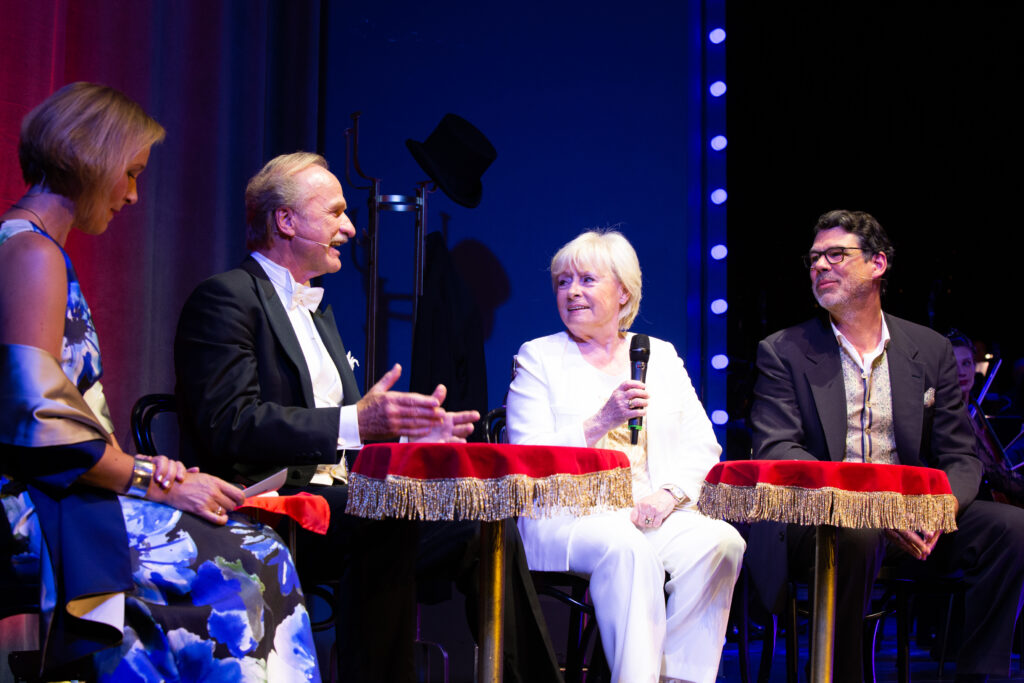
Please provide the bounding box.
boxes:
[251,252,361,450]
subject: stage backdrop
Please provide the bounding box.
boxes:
[320,0,707,414]
[0,0,323,442]
[1,0,708,440]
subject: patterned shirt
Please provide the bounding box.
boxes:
[832,318,898,464]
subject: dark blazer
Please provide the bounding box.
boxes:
[746,312,982,612]
[174,256,361,486]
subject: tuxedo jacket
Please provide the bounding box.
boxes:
[746,312,982,612]
[174,256,361,486]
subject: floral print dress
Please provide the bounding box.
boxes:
[0,220,320,681]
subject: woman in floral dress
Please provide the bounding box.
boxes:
[0,82,319,681]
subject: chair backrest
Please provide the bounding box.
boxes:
[484,407,507,444]
[130,393,180,459]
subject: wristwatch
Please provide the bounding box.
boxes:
[662,484,687,506]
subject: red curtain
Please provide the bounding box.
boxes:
[0,0,320,444]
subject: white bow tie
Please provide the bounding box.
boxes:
[290,284,324,312]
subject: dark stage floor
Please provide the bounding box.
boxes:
[312,588,1024,682]
[718,616,1024,682]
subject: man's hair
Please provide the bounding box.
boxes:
[245,152,329,251]
[550,229,642,331]
[812,209,895,271]
[19,82,165,228]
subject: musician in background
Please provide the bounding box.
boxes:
[948,329,1024,507]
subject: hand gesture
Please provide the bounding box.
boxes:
[885,528,943,560]
[151,469,246,525]
[583,379,649,446]
[141,454,187,490]
[410,384,481,443]
[630,489,676,530]
[885,498,954,560]
[357,363,445,440]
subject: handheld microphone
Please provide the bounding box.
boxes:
[628,334,650,445]
[294,234,334,249]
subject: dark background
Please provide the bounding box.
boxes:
[4,1,1024,678]
[727,1,1024,422]
[0,0,711,439]
[4,0,1023,459]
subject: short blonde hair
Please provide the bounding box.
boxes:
[550,229,642,330]
[245,152,329,251]
[19,82,165,228]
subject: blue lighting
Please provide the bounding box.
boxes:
[710,188,728,205]
[709,80,727,97]
[711,410,729,425]
[710,244,728,260]
[710,299,728,315]
[708,28,726,44]
[710,135,728,151]
[711,354,729,370]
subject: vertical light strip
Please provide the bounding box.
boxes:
[704,0,728,439]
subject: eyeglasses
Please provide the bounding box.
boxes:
[802,246,865,269]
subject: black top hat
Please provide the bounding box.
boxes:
[406,113,497,209]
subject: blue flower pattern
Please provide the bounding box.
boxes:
[1,220,320,682]
[63,278,102,394]
[0,221,102,391]
[105,474,320,680]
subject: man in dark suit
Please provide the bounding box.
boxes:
[748,209,1024,683]
[174,152,561,683]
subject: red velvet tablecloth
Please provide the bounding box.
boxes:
[345,442,633,521]
[698,460,958,532]
[238,492,331,534]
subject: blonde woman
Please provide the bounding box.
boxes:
[507,230,744,683]
[0,83,318,681]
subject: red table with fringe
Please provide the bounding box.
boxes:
[698,460,958,683]
[346,442,634,683]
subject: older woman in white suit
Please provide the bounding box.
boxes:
[507,230,744,683]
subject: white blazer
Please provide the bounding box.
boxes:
[507,331,722,570]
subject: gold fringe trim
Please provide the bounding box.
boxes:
[345,468,634,521]
[697,482,958,532]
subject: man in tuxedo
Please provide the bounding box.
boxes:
[747,209,1024,683]
[174,152,561,683]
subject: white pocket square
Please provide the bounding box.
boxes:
[923,387,935,408]
[346,351,360,370]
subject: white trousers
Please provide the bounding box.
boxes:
[564,508,744,683]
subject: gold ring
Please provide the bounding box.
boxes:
[216,507,224,515]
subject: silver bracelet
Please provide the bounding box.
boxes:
[126,457,155,498]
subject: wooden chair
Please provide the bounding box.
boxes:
[774,567,965,683]
[129,393,181,461]
[484,407,609,682]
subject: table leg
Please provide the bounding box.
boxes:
[810,525,837,682]
[478,520,506,683]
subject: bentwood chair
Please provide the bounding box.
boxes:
[130,393,181,461]
[484,406,610,682]
[773,564,965,683]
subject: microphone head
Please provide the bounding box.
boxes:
[629,334,651,362]
[294,234,334,249]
